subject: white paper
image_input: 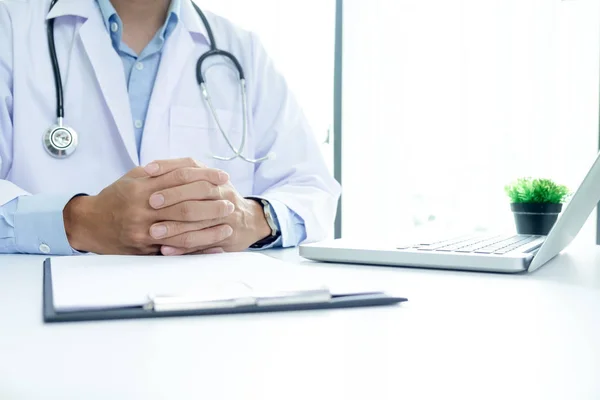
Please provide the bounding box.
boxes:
[50,253,328,312]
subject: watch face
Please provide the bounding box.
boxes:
[260,200,279,235]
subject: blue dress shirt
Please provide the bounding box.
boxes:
[96,0,179,155]
[0,0,306,254]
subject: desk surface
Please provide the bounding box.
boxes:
[1,244,600,400]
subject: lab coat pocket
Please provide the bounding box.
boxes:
[169,105,242,163]
[169,105,254,193]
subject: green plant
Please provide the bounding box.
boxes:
[504,178,570,204]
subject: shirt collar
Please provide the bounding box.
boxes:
[48,0,208,45]
[95,0,181,41]
[96,0,117,32]
[160,0,181,42]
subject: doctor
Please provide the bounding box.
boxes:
[0,0,340,256]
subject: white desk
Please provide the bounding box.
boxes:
[1,244,600,400]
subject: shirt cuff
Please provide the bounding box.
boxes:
[14,193,82,255]
[250,197,306,249]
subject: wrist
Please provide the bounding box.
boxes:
[248,199,272,243]
[63,195,95,252]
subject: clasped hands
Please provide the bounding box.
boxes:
[63,158,272,256]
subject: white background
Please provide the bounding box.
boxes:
[342,0,600,243]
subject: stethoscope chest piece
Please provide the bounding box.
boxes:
[43,123,78,159]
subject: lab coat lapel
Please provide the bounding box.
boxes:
[78,13,138,166]
[141,24,196,163]
[46,0,95,20]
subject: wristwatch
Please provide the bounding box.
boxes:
[249,198,281,248]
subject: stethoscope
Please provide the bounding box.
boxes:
[44,0,272,163]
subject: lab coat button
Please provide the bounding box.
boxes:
[110,22,119,33]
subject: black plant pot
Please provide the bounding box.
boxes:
[510,203,563,235]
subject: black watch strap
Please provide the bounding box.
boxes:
[248,198,281,248]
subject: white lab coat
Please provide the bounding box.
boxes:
[0,0,340,243]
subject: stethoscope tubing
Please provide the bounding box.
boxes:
[46,0,271,163]
[48,0,64,121]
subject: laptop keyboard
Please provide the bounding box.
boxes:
[397,235,546,255]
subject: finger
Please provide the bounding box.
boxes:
[201,248,225,255]
[161,247,186,256]
[164,240,231,256]
[151,167,229,193]
[182,247,225,256]
[149,218,226,240]
[149,181,228,210]
[164,246,226,257]
[159,225,233,255]
[143,158,206,177]
[158,200,234,222]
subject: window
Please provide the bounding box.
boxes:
[341,0,600,243]
[198,0,336,173]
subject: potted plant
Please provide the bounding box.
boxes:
[504,178,570,235]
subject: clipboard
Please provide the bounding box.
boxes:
[43,259,408,323]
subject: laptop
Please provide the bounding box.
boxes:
[300,151,600,273]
